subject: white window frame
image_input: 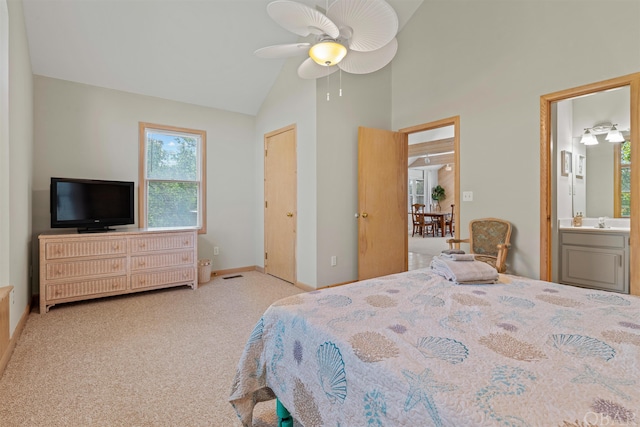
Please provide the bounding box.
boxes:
[138,122,207,233]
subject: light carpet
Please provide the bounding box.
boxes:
[0,271,302,426]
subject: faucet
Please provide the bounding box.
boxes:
[597,217,606,228]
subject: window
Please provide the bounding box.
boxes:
[408,169,425,209]
[614,139,630,218]
[139,123,206,233]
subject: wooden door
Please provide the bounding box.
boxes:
[358,126,408,280]
[264,125,296,283]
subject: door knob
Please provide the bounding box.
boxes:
[361,212,369,218]
[286,212,293,217]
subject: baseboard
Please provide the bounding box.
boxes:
[325,280,357,288]
[211,267,354,291]
[212,266,260,277]
[0,297,30,379]
[294,281,314,292]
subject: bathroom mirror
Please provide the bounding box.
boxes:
[554,86,630,219]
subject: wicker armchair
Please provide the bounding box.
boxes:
[446,218,512,273]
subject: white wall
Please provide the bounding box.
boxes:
[316,67,392,287]
[255,57,317,287]
[4,0,33,335]
[256,58,392,288]
[556,100,574,220]
[0,1,9,301]
[392,0,640,278]
[33,76,256,290]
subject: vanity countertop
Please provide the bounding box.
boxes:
[559,217,630,231]
[559,226,630,233]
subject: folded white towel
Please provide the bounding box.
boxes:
[441,249,465,255]
[430,255,498,284]
[440,253,475,261]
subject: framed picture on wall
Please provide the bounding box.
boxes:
[561,150,572,176]
[576,155,585,179]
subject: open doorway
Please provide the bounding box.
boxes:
[539,73,639,295]
[400,117,460,271]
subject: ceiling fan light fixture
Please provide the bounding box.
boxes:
[309,40,347,66]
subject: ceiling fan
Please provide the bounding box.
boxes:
[254,0,399,80]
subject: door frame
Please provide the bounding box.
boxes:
[539,72,640,295]
[399,116,461,253]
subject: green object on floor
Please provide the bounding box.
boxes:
[276,399,293,427]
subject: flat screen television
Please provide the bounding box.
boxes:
[50,177,135,233]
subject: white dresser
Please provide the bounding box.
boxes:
[39,228,198,313]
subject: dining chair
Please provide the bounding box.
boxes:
[445,204,455,237]
[411,203,426,236]
[421,216,436,237]
[447,217,512,273]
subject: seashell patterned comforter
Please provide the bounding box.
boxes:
[229,270,640,426]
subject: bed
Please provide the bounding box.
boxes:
[229,269,640,426]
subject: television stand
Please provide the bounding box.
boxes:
[77,226,117,233]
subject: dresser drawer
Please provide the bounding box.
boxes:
[130,250,194,271]
[45,239,127,260]
[46,257,127,280]
[131,267,195,290]
[130,233,195,253]
[560,232,626,248]
[46,276,127,301]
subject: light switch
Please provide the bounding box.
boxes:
[463,191,473,202]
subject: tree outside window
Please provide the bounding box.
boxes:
[139,123,206,232]
[615,139,630,218]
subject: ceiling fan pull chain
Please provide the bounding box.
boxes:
[339,69,342,97]
[327,70,330,101]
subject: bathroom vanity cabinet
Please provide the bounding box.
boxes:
[559,228,629,294]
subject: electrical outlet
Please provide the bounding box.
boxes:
[330,256,337,267]
[213,247,219,255]
[463,191,473,202]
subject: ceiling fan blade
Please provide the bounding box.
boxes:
[267,0,339,38]
[254,43,311,59]
[327,0,398,52]
[338,38,398,74]
[298,57,339,79]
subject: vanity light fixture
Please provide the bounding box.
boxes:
[580,122,626,145]
[580,129,598,145]
[605,125,625,143]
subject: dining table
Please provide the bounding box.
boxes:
[416,211,449,237]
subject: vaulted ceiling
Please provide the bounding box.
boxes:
[22,0,423,116]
